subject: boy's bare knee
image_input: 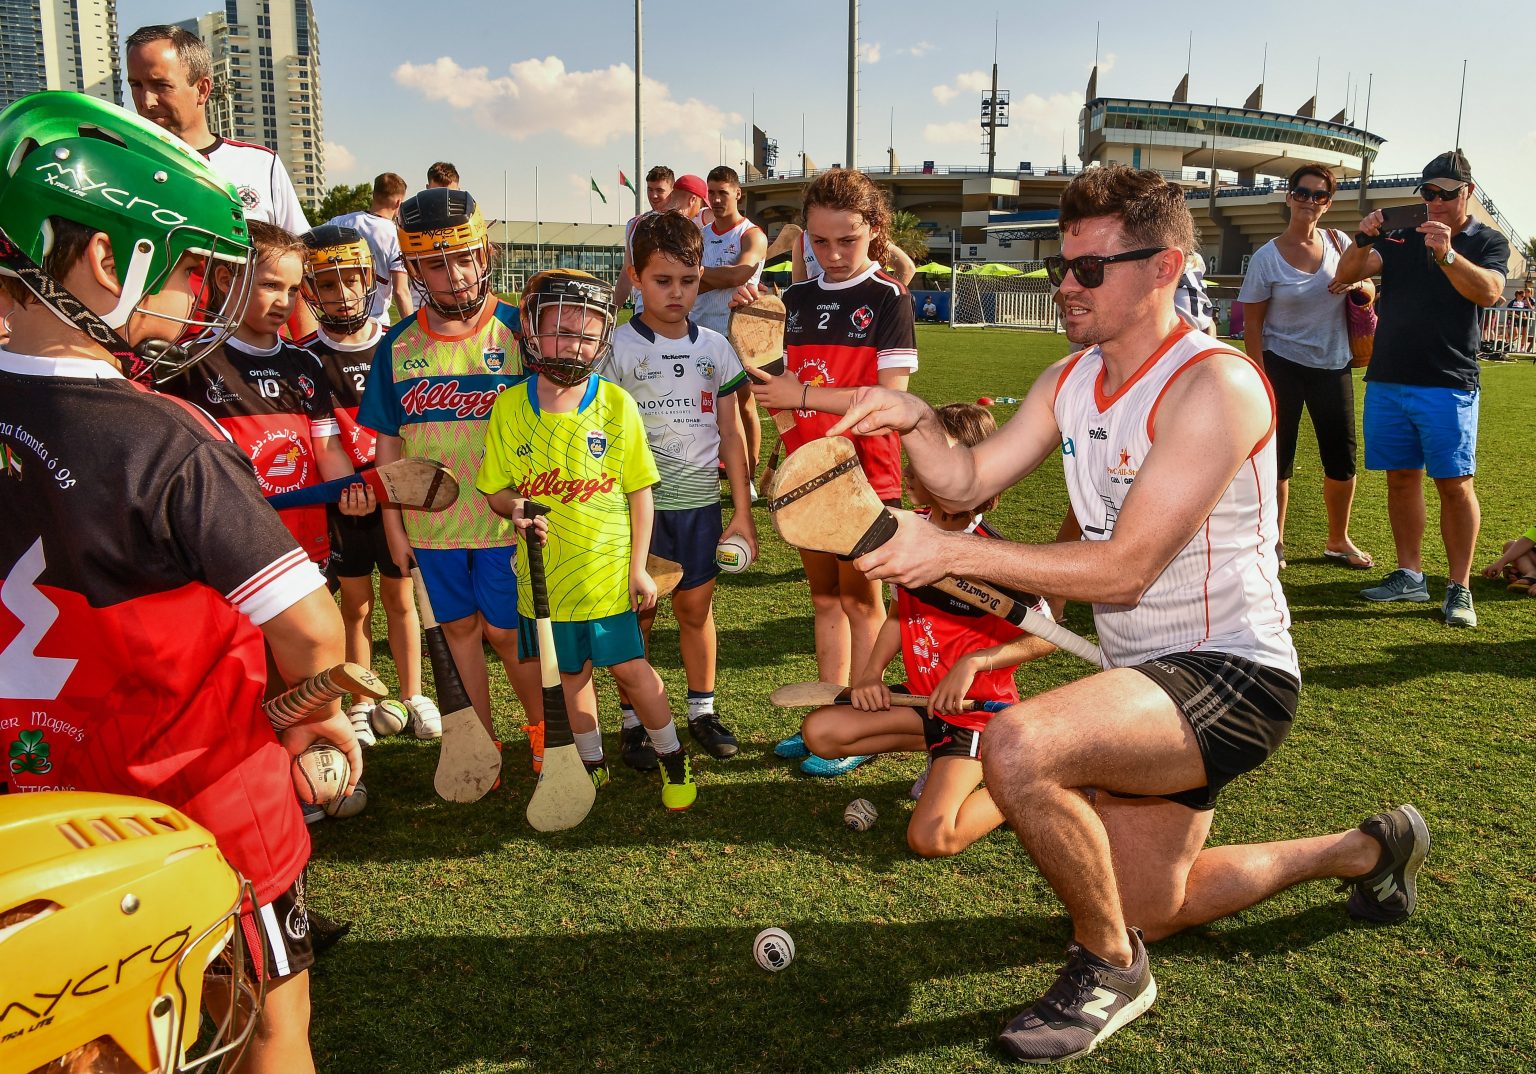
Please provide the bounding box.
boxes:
[906,821,962,859]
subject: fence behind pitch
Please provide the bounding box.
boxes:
[950,260,1059,331]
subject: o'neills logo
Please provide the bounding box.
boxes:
[516,468,618,504]
[400,379,504,418]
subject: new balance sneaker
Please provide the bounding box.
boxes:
[657,748,697,811]
[1442,583,1477,627]
[347,702,378,748]
[1360,569,1430,603]
[406,694,442,740]
[688,714,740,759]
[1339,803,1430,923]
[585,760,611,791]
[620,722,659,771]
[800,753,872,778]
[998,929,1157,1064]
[773,732,810,759]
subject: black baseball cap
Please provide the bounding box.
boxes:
[1421,150,1472,189]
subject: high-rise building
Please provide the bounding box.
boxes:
[179,0,324,208]
[0,0,122,109]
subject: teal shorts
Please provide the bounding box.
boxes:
[517,609,645,674]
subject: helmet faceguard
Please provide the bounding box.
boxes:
[519,269,616,387]
[300,223,376,334]
[396,188,491,319]
[0,792,267,1074]
[0,91,252,383]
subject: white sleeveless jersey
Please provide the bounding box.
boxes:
[801,231,822,278]
[693,217,763,334]
[1054,326,1297,677]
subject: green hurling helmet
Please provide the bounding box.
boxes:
[0,91,253,382]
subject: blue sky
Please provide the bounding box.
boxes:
[119,0,1536,243]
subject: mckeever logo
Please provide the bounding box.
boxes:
[34,161,188,227]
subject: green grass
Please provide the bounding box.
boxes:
[309,328,1536,1073]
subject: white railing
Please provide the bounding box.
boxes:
[993,290,1060,328]
[1479,307,1535,357]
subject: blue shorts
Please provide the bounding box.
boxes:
[1363,382,1479,479]
[651,505,723,591]
[517,609,645,673]
[413,545,521,628]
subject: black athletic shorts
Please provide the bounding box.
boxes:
[921,711,984,760]
[236,872,315,981]
[1124,651,1298,811]
[327,505,403,582]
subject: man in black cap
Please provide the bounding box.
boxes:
[1335,150,1509,628]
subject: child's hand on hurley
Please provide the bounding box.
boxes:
[630,564,658,612]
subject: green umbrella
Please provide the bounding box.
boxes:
[1023,267,1048,279]
[975,263,1024,277]
[912,261,952,275]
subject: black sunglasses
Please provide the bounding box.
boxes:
[1288,187,1331,204]
[1044,247,1167,289]
[1418,185,1463,202]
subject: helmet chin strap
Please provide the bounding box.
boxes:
[0,224,180,382]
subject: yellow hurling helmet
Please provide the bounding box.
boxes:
[0,793,264,1074]
[300,223,377,334]
[395,187,491,318]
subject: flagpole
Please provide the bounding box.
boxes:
[634,0,644,217]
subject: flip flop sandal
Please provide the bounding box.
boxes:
[1324,548,1374,570]
[1506,574,1536,594]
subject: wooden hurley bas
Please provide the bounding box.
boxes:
[767,438,1104,667]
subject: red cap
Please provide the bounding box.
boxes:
[674,174,708,201]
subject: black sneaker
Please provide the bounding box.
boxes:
[998,929,1156,1064]
[688,714,740,759]
[585,760,611,791]
[620,723,658,771]
[1339,804,1430,923]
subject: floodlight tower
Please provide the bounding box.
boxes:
[847,0,858,168]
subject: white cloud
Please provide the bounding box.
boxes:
[933,70,991,105]
[325,141,357,177]
[923,120,977,145]
[900,41,935,58]
[1092,52,1117,75]
[392,55,741,157]
[859,42,881,65]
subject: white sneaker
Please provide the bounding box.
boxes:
[347,702,378,748]
[406,694,442,740]
[748,480,760,505]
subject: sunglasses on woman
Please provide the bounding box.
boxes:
[1288,188,1331,204]
[1043,247,1167,289]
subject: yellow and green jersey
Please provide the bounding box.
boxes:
[476,375,659,621]
[357,300,526,550]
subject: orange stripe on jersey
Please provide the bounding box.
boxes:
[1094,322,1193,412]
[415,297,504,344]
[1143,346,1273,450]
[1053,351,1090,408]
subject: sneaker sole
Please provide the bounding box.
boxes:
[1361,590,1431,603]
[1001,976,1158,1065]
[1395,804,1431,918]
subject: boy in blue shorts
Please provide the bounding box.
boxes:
[603,211,758,769]
[357,188,543,750]
[476,270,697,810]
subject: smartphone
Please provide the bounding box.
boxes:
[1378,203,1429,233]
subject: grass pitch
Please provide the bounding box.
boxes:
[310,327,1536,1073]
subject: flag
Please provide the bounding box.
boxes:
[589,177,607,204]
[619,170,636,194]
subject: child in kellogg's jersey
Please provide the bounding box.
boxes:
[356,187,543,752]
[476,269,698,812]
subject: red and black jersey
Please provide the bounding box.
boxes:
[298,325,383,469]
[781,261,918,501]
[0,352,325,905]
[162,336,340,563]
[895,515,1033,732]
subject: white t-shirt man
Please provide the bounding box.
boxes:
[202,137,309,234]
[328,209,405,323]
[693,216,764,336]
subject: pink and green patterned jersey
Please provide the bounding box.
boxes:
[357,300,526,549]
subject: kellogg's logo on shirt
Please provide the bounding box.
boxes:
[517,468,619,504]
[400,379,505,419]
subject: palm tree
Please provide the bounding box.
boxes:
[887,210,930,263]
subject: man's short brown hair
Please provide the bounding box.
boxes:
[630,211,703,273]
[126,25,211,84]
[645,165,675,186]
[1058,166,1195,255]
[373,172,407,201]
[426,162,459,187]
[706,165,741,190]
